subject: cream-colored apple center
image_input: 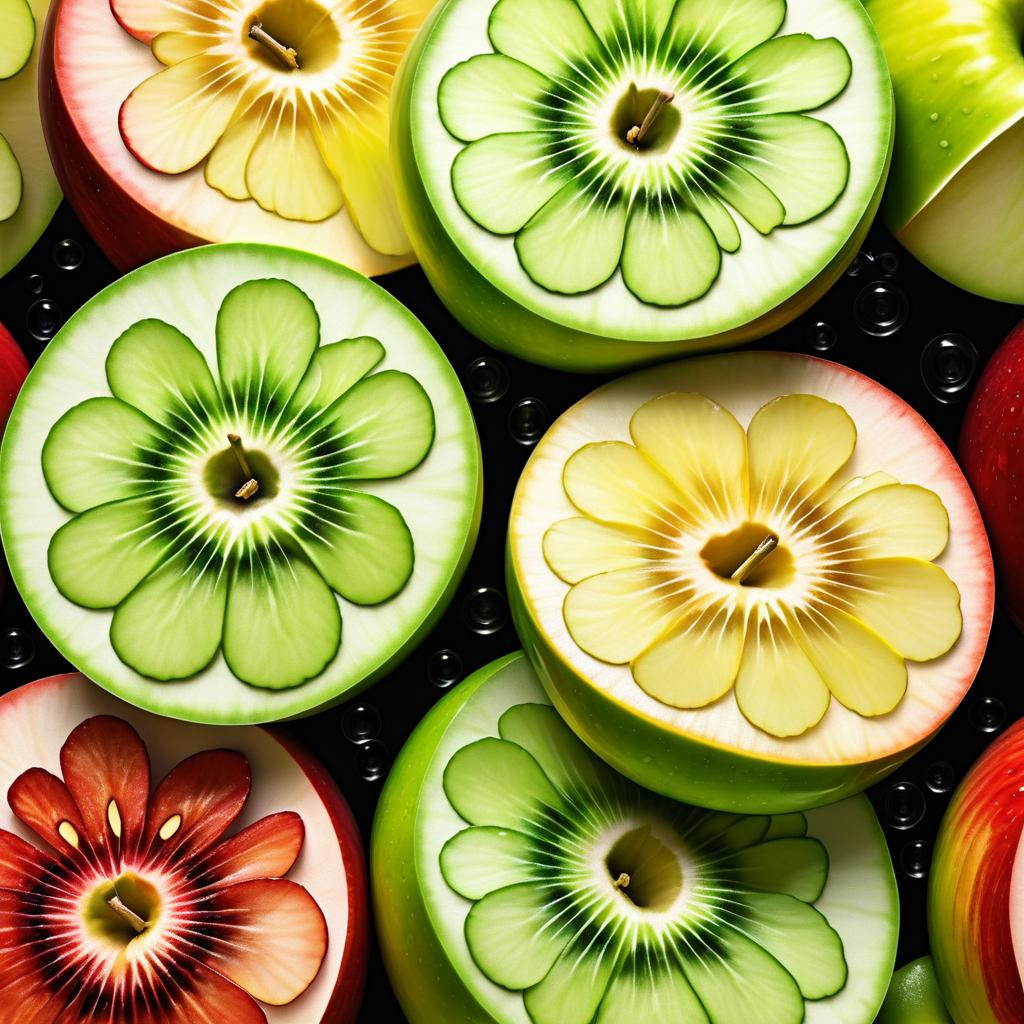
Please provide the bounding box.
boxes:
[605,824,684,912]
[204,436,281,509]
[245,0,341,73]
[84,872,163,948]
[611,85,682,153]
[701,522,797,590]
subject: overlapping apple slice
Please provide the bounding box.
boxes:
[0,0,34,222]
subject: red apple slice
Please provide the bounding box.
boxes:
[40,0,425,273]
[0,672,368,1022]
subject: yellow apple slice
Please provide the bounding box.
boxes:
[0,134,21,221]
[0,0,34,79]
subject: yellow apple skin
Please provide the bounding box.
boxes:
[876,958,952,1024]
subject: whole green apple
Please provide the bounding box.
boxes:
[877,958,953,1024]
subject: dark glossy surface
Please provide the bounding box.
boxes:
[1,204,1021,1021]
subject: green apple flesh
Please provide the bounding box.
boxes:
[877,958,953,1024]
[392,0,893,371]
[508,351,993,812]
[0,243,482,724]
[372,652,899,1024]
[866,0,1024,302]
[0,0,60,274]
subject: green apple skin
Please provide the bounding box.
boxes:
[877,958,954,1024]
[389,2,890,375]
[506,561,928,815]
[371,653,518,1024]
[865,0,1024,302]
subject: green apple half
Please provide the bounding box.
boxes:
[508,351,993,812]
[0,0,61,275]
[392,0,893,372]
[865,0,1024,302]
[0,242,482,724]
[372,651,899,1024]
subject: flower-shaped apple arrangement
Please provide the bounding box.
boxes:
[0,244,482,724]
[509,351,993,812]
[0,0,61,274]
[372,653,901,1024]
[392,0,894,370]
[42,0,429,272]
[0,672,368,1023]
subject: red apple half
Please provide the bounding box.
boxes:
[39,0,422,275]
[929,719,1024,1023]
[0,321,28,592]
[961,319,1024,631]
[0,672,368,1022]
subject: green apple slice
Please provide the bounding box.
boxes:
[392,0,893,371]
[372,652,900,1024]
[508,351,993,812]
[0,0,60,271]
[0,243,482,724]
[865,0,1024,302]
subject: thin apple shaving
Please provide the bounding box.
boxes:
[248,21,299,70]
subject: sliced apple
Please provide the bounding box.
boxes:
[508,351,993,812]
[0,671,368,1022]
[0,0,33,79]
[42,0,428,272]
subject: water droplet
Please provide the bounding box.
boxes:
[52,238,84,271]
[26,299,62,341]
[0,627,33,670]
[465,356,510,404]
[508,397,548,445]
[341,702,382,742]
[970,696,1006,733]
[929,112,939,122]
[884,781,926,830]
[355,739,389,782]
[877,252,899,276]
[464,586,508,635]
[939,139,950,149]
[901,840,931,879]
[427,649,463,689]
[845,253,866,278]
[24,273,43,294]
[925,761,955,794]
[921,334,978,403]
[807,321,837,352]
[853,282,909,337]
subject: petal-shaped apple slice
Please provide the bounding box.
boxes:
[596,957,708,1024]
[119,55,243,173]
[440,826,534,900]
[487,0,599,77]
[576,0,676,46]
[144,748,250,862]
[128,956,268,1024]
[205,97,268,201]
[0,829,48,888]
[726,836,829,903]
[59,715,151,858]
[0,0,34,80]
[0,134,21,222]
[543,518,654,585]
[523,937,618,1024]
[661,0,784,62]
[203,812,304,888]
[439,54,547,141]
[110,0,212,42]
[7,768,86,856]
[205,877,327,1005]
[827,483,950,561]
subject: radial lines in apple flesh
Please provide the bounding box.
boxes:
[114,0,426,251]
[0,714,327,1021]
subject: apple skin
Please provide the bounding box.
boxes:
[877,958,953,1024]
[960,320,1024,631]
[929,719,1024,1023]
[0,324,28,594]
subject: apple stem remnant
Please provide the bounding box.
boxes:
[612,872,631,891]
[227,433,260,501]
[107,894,147,934]
[731,534,780,584]
[249,22,299,70]
[627,91,675,147]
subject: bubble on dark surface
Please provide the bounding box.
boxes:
[24,273,44,295]
[26,299,63,341]
[970,696,1006,734]
[52,239,84,271]
[854,282,909,337]
[900,840,931,880]
[508,397,549,445]
[925,761,955,795]
[341,702,382,743]
[465,356,510,404]
[355,738,389,781]
[884,781,926,830]
[877,252,900,276]
[465,586,508,635]
[427,648,463,689]
[807,321,837,353]
[920,334,978,403]
[0,627,34,670]
[845,253,866,278]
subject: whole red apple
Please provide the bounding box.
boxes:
[961,320,1024,629]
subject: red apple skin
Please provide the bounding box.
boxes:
[37,0,205,273]
[929,720,1024,1023]
[271,728,369,1024]
[0,324,29,595]
[961,320,1024,631]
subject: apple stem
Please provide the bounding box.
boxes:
[108,894,147,934]
[627,91,675,147]
[227,434,260,501]
[731,533,780,584]
[249,21,299,70]
[612,872,631,891]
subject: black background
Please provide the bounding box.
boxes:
[1,202,1021,1022]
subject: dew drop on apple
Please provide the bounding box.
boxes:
[807,321,837,352]
[464,587,508,635]
[465,356,510,403]
[925,761,955,794]
[854,282,909,337]
[921,335,978,403]
[52,238,84,271]
[0,627,33,670]
[427,649,463,689]
[23,274,43,295]
[884,781,926,830]
[25,299,62,341]
[341,702,382,742]
[355,738,390,781]
[901,840,931,879]
[508,397,549,445]
[970,696,1006,733]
